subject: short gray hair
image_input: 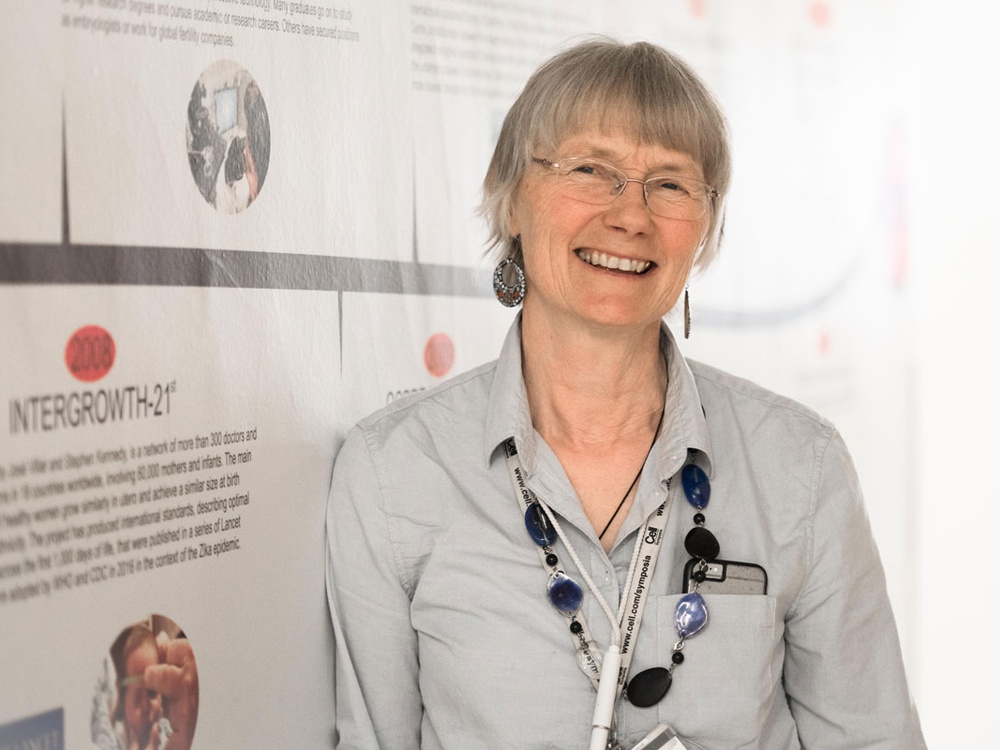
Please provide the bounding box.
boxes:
[481,39,731,270]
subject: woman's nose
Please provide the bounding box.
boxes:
[604,179,654,231]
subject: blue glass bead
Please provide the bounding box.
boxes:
[525,502,557,547]
[674,592,708,638]
[681,464,710,510]
[548,571,584,615]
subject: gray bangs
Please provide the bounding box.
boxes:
[530,49,720,180]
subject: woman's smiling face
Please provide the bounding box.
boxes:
[510,129,710,333]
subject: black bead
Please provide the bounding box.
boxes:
[671,651,685,665]
[625,667,672,707]
[569,620,583,634]
[693,570,707,583]
[693,512,705,525]
[545,553,558,567]
[684,526,720,561]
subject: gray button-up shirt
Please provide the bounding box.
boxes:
[325,318,925,749]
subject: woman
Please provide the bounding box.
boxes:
[326,40,925,749]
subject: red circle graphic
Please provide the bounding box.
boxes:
[424,333,455,378]
[65,325,116,382]
[809,1,831,27]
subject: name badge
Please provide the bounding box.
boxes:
[630,723,688,750]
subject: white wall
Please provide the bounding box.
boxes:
[911,2,1000,745]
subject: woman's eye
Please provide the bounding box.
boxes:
[651,177,691,195]
[572,163,603,176]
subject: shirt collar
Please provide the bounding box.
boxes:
[484,314,714,483]
[484,314,535,469]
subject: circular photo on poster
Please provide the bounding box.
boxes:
[186,60,270,213]
[91,614,199,750]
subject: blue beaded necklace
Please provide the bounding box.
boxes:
[625,462,717,707]
[510,434,721,711]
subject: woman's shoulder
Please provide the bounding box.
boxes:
[686,358,835,437]
[352,358,499,439]
[331,358,501,518]
[685,358,859,532]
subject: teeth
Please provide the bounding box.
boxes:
[577,250,651,274]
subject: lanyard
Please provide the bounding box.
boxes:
[503,437,673,698]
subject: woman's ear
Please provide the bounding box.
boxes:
[507,195,521,238]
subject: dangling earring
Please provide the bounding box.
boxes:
[494,258,526,307]
[684,285,691,339]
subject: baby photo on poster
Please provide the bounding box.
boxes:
[92,614,199,750]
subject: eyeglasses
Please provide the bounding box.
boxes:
[532,156,717,221]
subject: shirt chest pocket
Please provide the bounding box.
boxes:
[652,593,782,750]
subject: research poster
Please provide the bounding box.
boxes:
[2,1,914,746]
[0,286,342,747]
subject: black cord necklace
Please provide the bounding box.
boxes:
[597,407,666,541]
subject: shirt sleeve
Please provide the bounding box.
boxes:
[325,425,423,749]
[782,429,926,748]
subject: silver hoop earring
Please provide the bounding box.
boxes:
[493,258,526,308]
[684,286,691,339]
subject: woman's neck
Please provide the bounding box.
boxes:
[521,312,667,451]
